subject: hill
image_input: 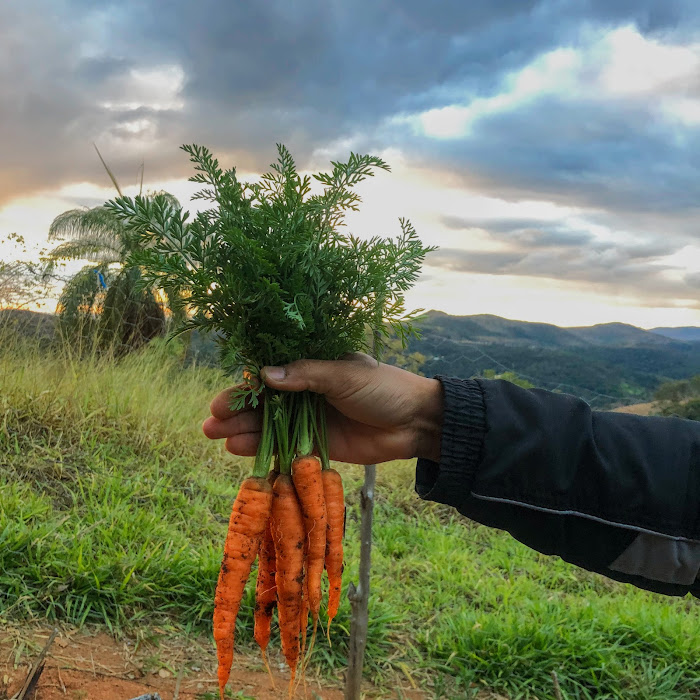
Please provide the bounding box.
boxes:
[0,307,56,339]
[418,311,587,348]
[409,311,700,407]
[419,311,682,349]
[651,326,700,342]
[567,322,674,347]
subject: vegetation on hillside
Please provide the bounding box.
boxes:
[654,375,700,421]
[0,234,47,310]
[410,335,700,408]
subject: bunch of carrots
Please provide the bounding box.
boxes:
[214,391,344,698]
[107,143,434,699]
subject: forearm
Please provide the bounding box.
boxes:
[416,377,700,597]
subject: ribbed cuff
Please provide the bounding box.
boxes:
[415,376,486,509]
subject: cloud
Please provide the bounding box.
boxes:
[373,22,700,228]
[685,271,700,288]
[426,233,691,303]
[3,0,700,208]
[441,216,596,247]
[423,208,696,305]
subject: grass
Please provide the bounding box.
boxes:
[1,327,699,699]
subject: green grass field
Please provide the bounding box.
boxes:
[1,331,698,699]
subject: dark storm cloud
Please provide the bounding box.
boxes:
[401,96,700,217]
[3,0,700,208]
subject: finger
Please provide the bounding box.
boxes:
[261,357,375,398]
[209,385,256,420]
[225,432,261,457]
[202,411,262,440]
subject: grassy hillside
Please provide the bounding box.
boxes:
[1,330,698,699]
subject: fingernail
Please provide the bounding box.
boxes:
[263,366,286,382]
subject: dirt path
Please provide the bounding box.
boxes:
[0,625,428,700]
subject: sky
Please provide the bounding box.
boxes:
[2,0,700,328]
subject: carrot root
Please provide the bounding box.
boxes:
[322,468,345,631]
[292,454,327,625]
[271,474,305,683]
[213,476,272,700]
[261,648,276,690]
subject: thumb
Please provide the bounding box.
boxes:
[261,356,374,397]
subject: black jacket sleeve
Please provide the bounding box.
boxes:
[415,377,700,598]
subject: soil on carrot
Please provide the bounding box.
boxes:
[0,624,432,700]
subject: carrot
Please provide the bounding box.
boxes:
[254,472,278,668]
[270,474,306,689]
[253,518,277,673]
[322,468,345,632]
[291,454,327,625]
[213,476,273,700]
[296,546,310,696]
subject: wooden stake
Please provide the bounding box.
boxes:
[344,463,376,700]
[14,627,58,700]
[172,664,185,700]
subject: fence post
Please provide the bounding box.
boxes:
[344,462,376,699]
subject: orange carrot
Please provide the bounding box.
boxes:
[254,471,278,667]
[322,468,345,630]
[299,532,309,658]
[291,454,326,625]
[213,476,273,700]
[297,545,310,695]
[270,474,305,688]
[253,518,277,666]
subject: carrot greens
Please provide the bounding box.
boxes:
[107,143,434,463]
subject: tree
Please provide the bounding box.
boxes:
[0,234,47,310]
[382,335,427,374]
[653,378,691,404]
[654,374,700,422]
[44,148,180,353]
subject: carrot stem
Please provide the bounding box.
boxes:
[297,391,313,457]
[315,394,330,470]
[252,394,274,478]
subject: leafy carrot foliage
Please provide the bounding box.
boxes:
[106,144,435,407]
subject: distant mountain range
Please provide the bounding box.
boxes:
[407,311,700,408]
[418,311,698,349]
[651,326,700,342]
[4,308,699,409]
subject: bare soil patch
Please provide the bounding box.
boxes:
[0,625,428,700]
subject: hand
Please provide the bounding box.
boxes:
[202,353,444,465]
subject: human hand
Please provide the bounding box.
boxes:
[202,354,443,465]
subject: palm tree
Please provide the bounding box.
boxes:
[44,148,179,353]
